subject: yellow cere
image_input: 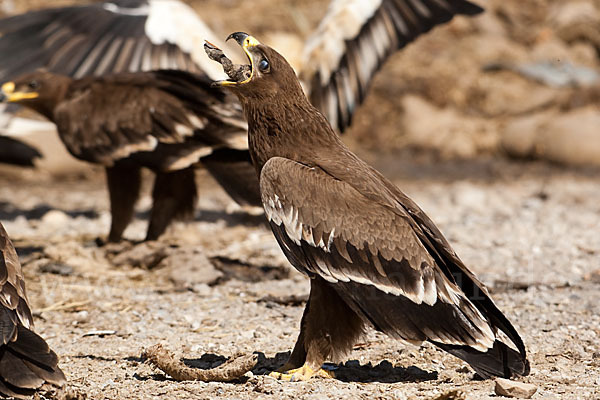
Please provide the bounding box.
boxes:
[1,81,15,94]
[243,36,261,48]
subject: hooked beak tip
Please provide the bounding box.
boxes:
[226,32,250,46]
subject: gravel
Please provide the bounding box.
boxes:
[1,158,599,399]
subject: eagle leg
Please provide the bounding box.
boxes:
[146,167,197,241]
[271,277,364,380]
[105,165,142,242]
[275,301,310,372]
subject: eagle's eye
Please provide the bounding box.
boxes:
[28,80,39,90]
[258,58,270,73]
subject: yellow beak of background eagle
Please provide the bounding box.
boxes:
[0,81,39,102]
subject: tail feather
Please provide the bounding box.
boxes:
[0,350,45,389]
[474,296,528,368]
[7,327,60,370]
[433,340,530,379]
[0,379,34,400]
[0,326,65,398]
[22,359,66,386]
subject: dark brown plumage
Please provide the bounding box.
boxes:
[0,69,257,242]
[0,222,65,398]
[211,33,529,381]
[0,136,41,167]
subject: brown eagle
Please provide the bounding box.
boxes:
[0,70,254,242]
[208,33,529,381]
[0,222,65,397]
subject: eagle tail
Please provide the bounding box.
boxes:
[0,326,65,398]
[464,286,530,378]
[432,339,530,379]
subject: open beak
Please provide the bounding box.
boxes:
[210,32,261,87]
[0,82,39,103]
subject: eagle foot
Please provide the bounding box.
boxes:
[269,364,335,381]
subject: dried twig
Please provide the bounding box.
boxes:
[142,344,257,382]
[204,41,251,82]
[37,300,91,313]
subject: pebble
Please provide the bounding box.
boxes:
[494,378,538,399]
[166,250,223,287]
[41,209,70,226]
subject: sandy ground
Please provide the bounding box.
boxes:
[1,0,600,398]
[1,156,599,400]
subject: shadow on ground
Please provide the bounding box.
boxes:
[0,201,99,221]
[252,352,438,384]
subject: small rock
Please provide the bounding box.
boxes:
[501,112,550,158]
[192,283,212,296]
[74,310,90,324]
[583,269,600,283]
[38,261,74,276]
[41,209,70,226]
[537,108,600,166]
[495,378,537,399]
[111,241,168,269]
[163,248,223,287]
[503,107,600,167]
[401,95,497,159]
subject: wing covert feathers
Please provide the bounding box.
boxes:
[54,69,246,168]
[259,157,528,377]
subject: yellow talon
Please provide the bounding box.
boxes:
[269,364,335,381]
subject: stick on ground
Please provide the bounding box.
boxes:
[142,344,258,382]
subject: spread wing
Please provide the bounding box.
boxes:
[301,0,483,132]
[0,222,65,397]
[0,0,232,81]
[260,157,528,377]
[54,69,247,170]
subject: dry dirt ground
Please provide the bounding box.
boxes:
[1,157,599,400]
[1,0,600,399]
